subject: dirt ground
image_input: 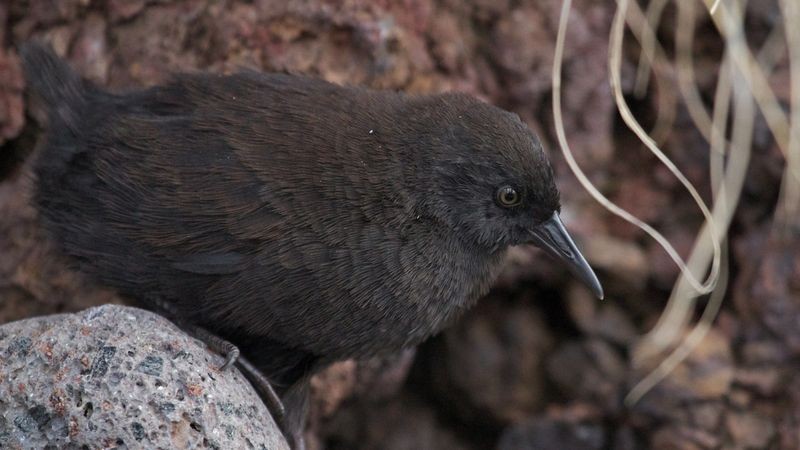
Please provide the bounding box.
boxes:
[1,1,797,449]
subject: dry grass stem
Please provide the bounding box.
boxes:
[553,0,789,403]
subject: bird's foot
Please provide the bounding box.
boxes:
[237,356,305,448]
[145,306,294,447]
[187,326,286,420]
[142,299,241,370]
[188,325,241,370]
[186,326,292,445]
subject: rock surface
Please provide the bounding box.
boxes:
[0,304,288,450]
[426,295,554,424]
[497,416,606,450]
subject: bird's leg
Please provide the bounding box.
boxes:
[139,298,287,424]
[183,325,287,423]
[140,297,238,369]
[188,324,240,370]
[235,353,286,421]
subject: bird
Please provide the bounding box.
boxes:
[20,42,602,448]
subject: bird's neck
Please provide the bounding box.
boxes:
[402,222,506,340]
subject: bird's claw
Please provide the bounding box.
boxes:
[219,343,240,371]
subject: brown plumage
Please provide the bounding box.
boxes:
[20,43,602,447]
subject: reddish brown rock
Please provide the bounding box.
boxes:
[9,0,86,39]
[307,349,415,433]
[107,1,208,87]
[650,425,718,450]
[734,366,786,397]
[725,411,776,449]
[631,327,734,402]
[322,395,472,450]
[69,14,109,84]
[547,339,626,411]
[745,230,800,355]
[426,297,555,425]
[581,235,649,289]
[107,0,147,23]
[0,45,24,146]
[497,416,606,450]
[311,360,359,419]
[566,284,638,346]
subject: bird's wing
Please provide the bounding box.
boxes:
[82,83,290,277]
[170,252,247,275]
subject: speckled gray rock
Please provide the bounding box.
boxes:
[0,305,289,450]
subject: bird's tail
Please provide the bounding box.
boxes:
[19,42,89,128]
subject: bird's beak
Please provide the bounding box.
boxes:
[528,213,604,299]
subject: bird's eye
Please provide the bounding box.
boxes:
[496,186,521,207]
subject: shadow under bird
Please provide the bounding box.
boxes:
[20,43,603,448]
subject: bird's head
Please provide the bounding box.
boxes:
[398,93,603,299]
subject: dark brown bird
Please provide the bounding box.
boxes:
[20,43,602,447]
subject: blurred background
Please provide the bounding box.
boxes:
[0,0,796,449]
